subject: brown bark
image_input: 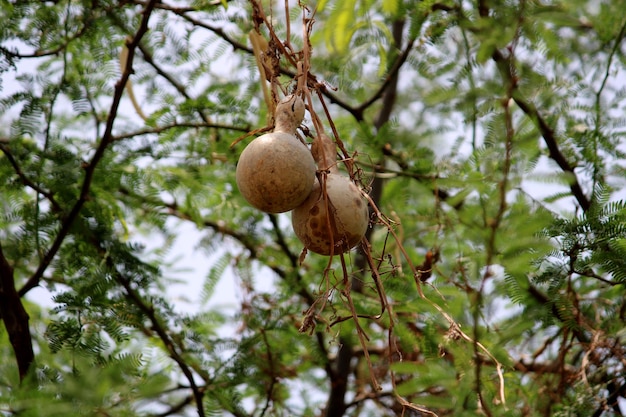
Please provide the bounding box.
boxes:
[0,243,34,381]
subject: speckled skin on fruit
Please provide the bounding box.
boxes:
[291,173,369,255]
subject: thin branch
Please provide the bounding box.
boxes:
[111,121,249,142]
[513,358,576,376]
[175,12,253,54]
[18,0,158,297]
[355,36,417,120]
[117,187,258,255]
[0,143,62,213]
[116,188,323,307]
[592,20,626,189]
[358,159,438,180]
[133,0,231,13]
[115,272,207,417]
[594,22,626,125]
[491,56,591,211]
[512,89,591,211]
[268,213,299,268]
[153,395,194,417]
[344,390,394,409]
[574,268,620,286]
[171,6,372,120]
[258,329,277,417]
[167,3,419,123]
[526,284,591,344]
[137,41,190,96]
[477,0,590,212]
[136,42,216,127]
[0,17,93,59]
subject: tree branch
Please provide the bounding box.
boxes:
[0,241,35,381]
[477,0,590,213]
[268,213,299,268]
[117,186,259,256]
[18,0,159,297]
[136,42,218,128]
[511,90,590,211]
[489,53,591,212]
[154,394,194,417]
[356,36,416,121]
[0,14,94,59]
[175,12,253,54]
[166,3,419,123]
[115,271,207,417]
[111,121,249,142]
[0,143,62,213]
[526,284,590,344]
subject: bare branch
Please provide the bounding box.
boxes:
[112,121,249,142]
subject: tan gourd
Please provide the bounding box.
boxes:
[291,133,369,255]
[236,95,316,213]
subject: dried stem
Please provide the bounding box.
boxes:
[339,255,381,391]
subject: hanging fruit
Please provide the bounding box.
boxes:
[235,95,316,213]
[292,133,369,255]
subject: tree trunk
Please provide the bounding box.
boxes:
[0,244,35,381]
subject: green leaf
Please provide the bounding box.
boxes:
[382,0,399,17]
[201,252,232,305]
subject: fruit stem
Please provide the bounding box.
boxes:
[274,94,305,134]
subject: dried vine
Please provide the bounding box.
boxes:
[237,2,507,415]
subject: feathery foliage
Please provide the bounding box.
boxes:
[1,0,625,416]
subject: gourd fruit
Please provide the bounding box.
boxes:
[236,95,316,213]
[291,134,369,255]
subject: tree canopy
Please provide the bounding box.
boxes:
[1,0,626,416]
